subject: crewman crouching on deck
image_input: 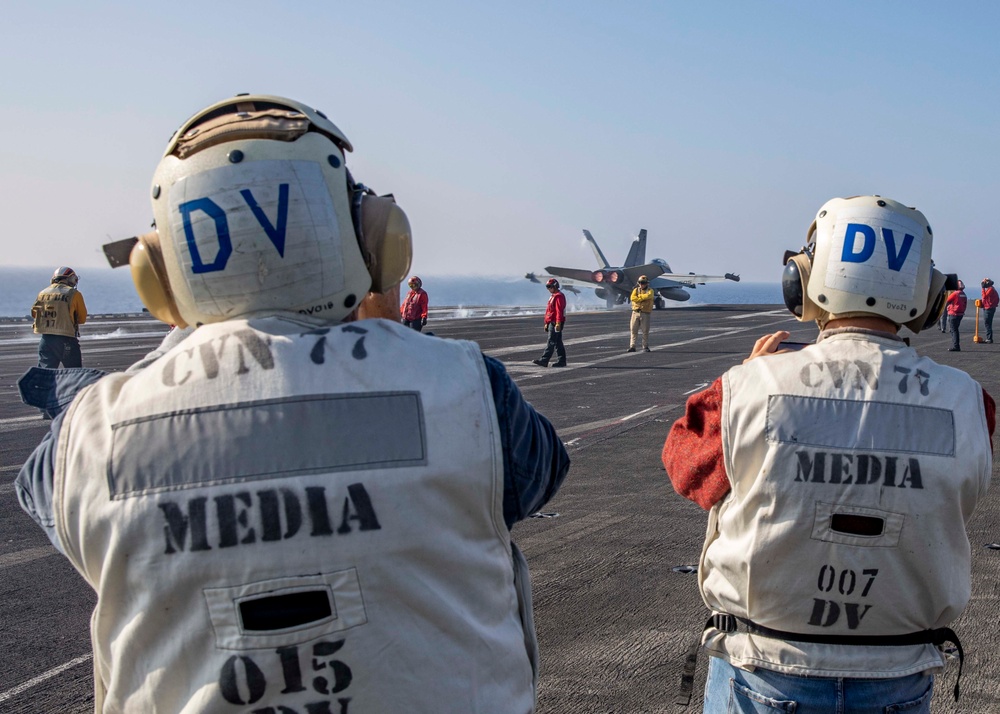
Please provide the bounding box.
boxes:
[16,94,569,713]
[662,196,994,712]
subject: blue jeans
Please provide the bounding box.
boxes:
[37,334,82,368]
[947,314,963,350]
[703,657,933,713]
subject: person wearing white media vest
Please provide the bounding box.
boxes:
[662,196,995,713]
[16,94,569,713]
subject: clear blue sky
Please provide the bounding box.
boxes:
[3,1,999,285]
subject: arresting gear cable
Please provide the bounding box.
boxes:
[675,613,964,706]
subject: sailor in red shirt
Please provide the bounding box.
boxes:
[532,278,567,367]
[946,279,968,351]
[400,275,429,332]
[980,278,998,343]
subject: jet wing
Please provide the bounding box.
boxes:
[650,272,740,288]
[524,271,583,294]
[621,263,667,285]
[544,266,600,284]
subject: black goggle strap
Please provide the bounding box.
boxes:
[345,167,379,272]
[346,168,370,240]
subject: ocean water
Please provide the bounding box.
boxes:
[0,266,782,319]
[3,266,145,318]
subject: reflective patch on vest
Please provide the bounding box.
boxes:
[811,501,904,547]
[766,395,955,456]
[108,392,425,498]
[205,568,367,649]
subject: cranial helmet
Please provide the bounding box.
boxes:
[781,195,948,333]
[131,94,412,328]
[637,275,649,284]
[52,266,78,287]
[407,276,422,289]
[546,278,559,289]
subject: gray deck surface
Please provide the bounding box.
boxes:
[1,306,998,713]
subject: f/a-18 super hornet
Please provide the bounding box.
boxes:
[525,229,740,309]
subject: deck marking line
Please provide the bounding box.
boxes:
[621,406,656,421]
[0,415,45,427]
[0,416,51,434]
[484,326,671,357]
[0,653,93,704]
[492,314,796,368]
[0,545,58,570]
[558,403,680,438]
[723,309,788,319]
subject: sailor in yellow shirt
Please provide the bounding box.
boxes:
[31,266,88,368]
[627,275,654,352]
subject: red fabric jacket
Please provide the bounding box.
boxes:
[946,290,967,316]
[400,288,428,321]
[982,286,999,310]
[663,376,996,510]
[544,290,566,325]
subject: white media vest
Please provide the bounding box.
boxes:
[701,330,991,678]
[53,315,538,713]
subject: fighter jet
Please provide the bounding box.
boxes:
[526,229,740,309]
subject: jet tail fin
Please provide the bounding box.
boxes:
[582,230,611,268]
[624,229,647,267]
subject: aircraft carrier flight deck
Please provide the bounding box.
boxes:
[2,306,999,713]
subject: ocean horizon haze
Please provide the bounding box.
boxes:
[1,266,782,319]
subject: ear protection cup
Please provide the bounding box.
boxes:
[781,253,806,318]
[129,231,188,328]
[903,269,948,334]
[359,195,413,294]
[781,246,827,323]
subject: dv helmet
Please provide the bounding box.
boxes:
[137,94,412,327]
[52,266,79,287]
[546,278,560,289]
[407,275,422,289]
[782,195,947,333]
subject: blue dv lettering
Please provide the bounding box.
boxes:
[179,184,291,273]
